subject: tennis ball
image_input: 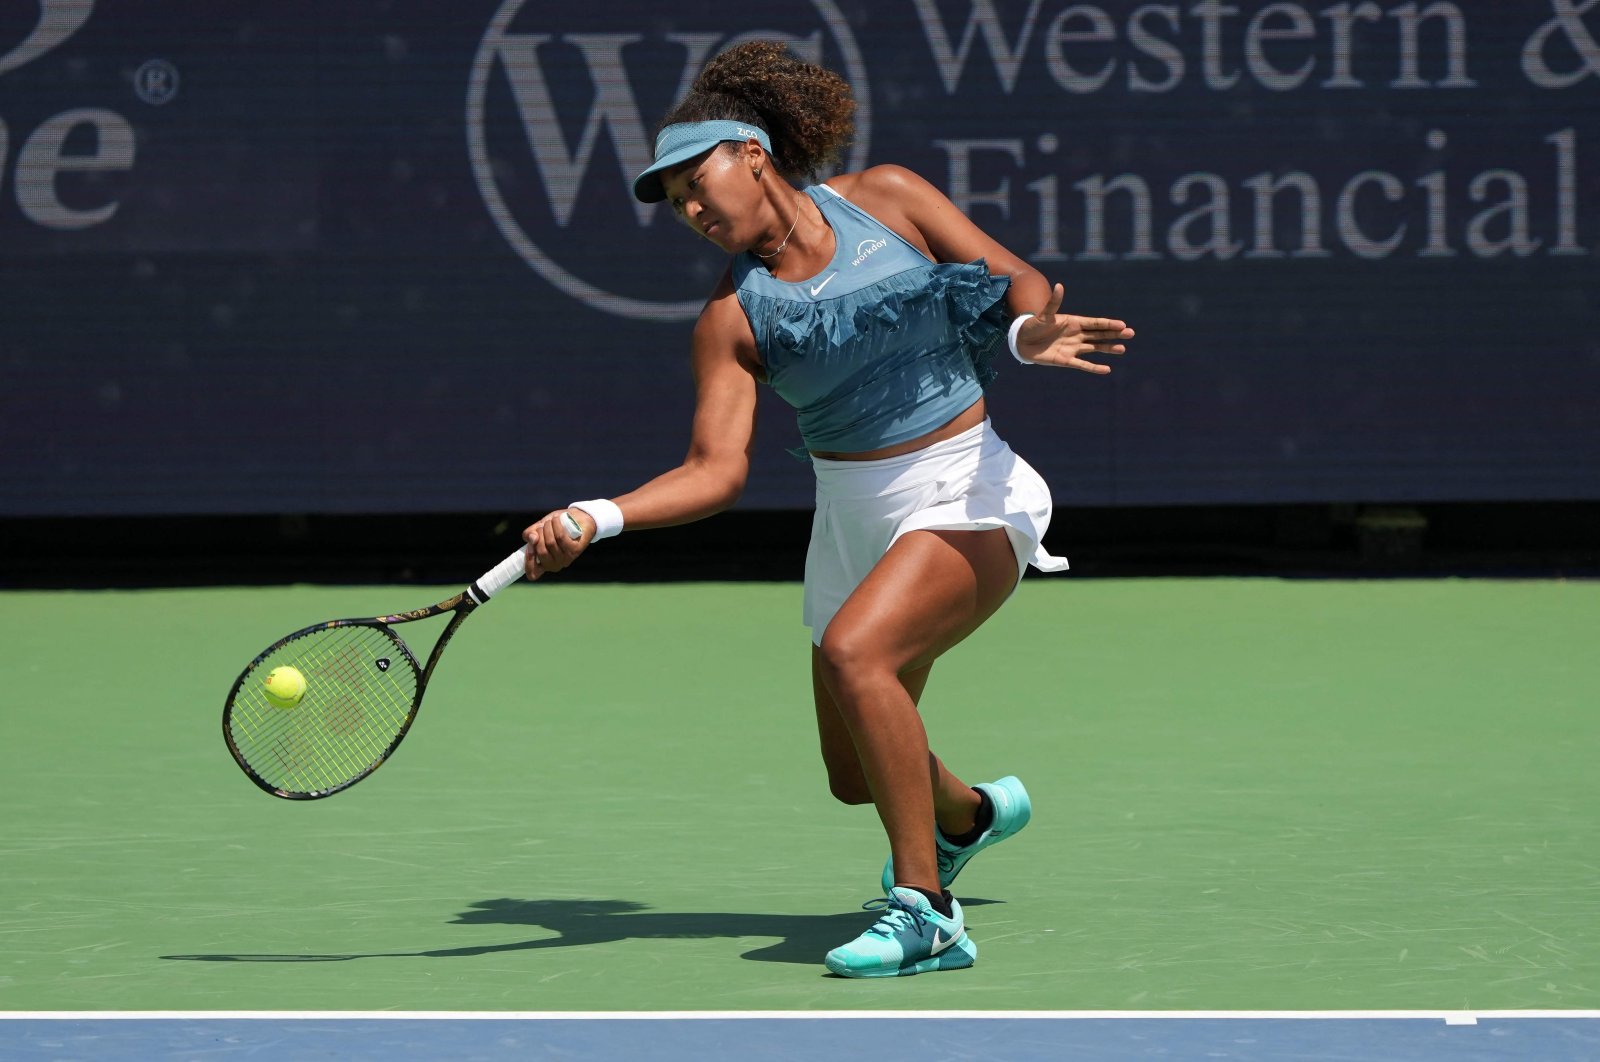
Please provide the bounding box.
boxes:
[263,665,307,709]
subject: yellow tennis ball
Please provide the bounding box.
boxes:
[263,665,307,709]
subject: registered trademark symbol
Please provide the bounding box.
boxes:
[133,59,179,105]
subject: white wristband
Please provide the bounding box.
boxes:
[567,499,624,541]
[1008,314,1036,365]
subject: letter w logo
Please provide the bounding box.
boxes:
[493,33,719,226]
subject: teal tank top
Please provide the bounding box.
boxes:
[731,184,1011,455]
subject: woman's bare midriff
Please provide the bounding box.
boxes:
[808,399,987,462]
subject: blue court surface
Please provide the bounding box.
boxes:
[4,1011,1598,1061]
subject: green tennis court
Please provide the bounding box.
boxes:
[2,577,1596,1013]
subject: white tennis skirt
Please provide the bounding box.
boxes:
[803,418,1069,644]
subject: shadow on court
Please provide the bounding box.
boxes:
[161,897,1002,967]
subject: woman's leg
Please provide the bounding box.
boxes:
[813,526,1019,894]
[814,656,985,836]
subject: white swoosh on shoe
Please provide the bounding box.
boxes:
[930,929,957,955]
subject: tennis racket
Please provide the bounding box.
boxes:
[222,514,581,800]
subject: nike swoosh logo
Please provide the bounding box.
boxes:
[930,929,957,955]
[809,272,837,297]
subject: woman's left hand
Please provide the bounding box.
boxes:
[1014,283,1134,373]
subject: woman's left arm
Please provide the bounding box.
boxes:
[849,164,1134,373]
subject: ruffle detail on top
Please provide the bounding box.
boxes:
[743,258,1012,394]
[936,259,1013,390]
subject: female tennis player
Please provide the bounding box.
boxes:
[521,41,1132,978]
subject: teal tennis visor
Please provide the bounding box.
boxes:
[633,120,772,203]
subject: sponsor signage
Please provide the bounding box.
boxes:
[2,1,1596,514]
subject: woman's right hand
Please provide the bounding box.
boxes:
[522,509,592,580]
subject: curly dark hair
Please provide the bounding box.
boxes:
[659,41,855,183]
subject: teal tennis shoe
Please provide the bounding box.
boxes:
[881,775,1032,894]
[824,887,977,978]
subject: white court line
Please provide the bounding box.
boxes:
[4,1010,1599,1021]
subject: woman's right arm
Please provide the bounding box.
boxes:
[522,275,759,577]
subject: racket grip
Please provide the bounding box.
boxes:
[469,514,584,603]
[472,547,530,603]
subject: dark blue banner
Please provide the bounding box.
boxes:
[2,1,1597,515]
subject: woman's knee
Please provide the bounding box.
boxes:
[826,770,873,805]
[812,647,873,804]
[815,624,895,696]
[815,713,873,804]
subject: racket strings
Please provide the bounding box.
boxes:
[228,625,420,795]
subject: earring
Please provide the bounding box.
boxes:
[754,167,762,179]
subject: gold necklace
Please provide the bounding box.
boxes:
[753,203,801,259]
